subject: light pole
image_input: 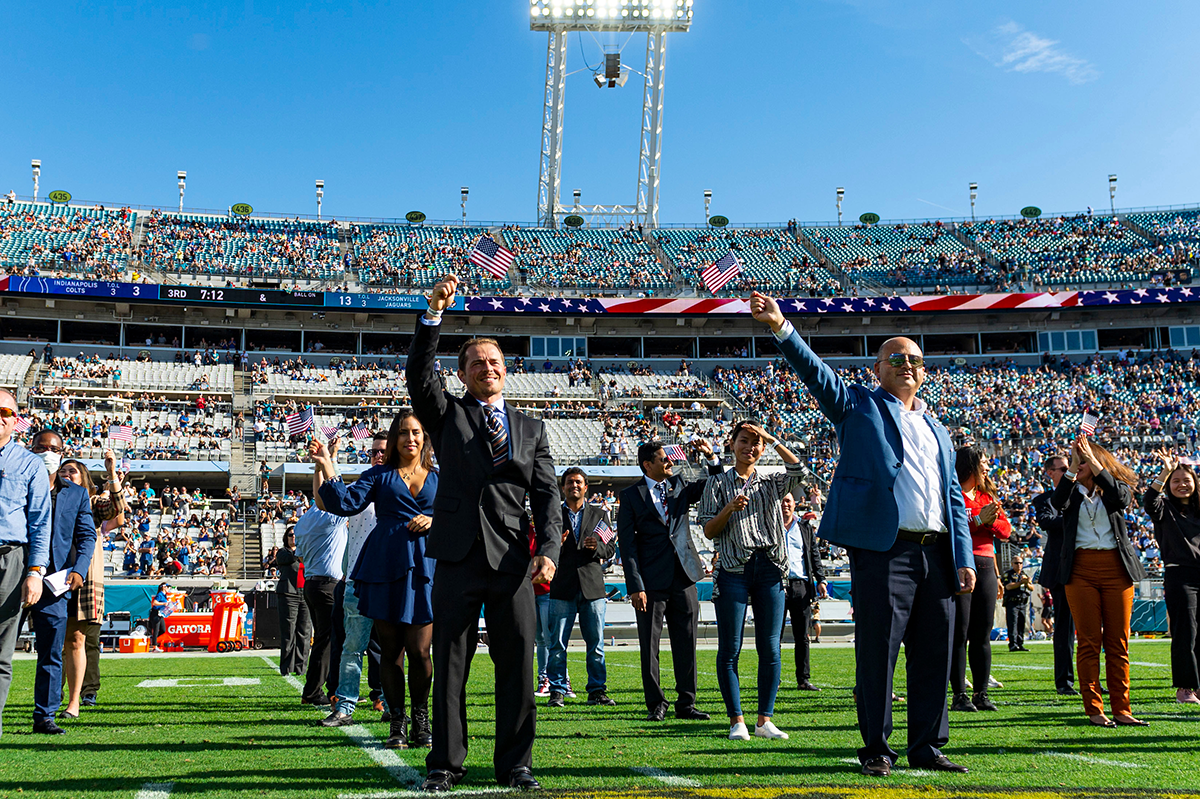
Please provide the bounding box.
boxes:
[704,190,712,225]
[315,180,324,220]
[31,160,40,203]
[573,189,581,212]
[177,171,187,212]
[969,182,977,221]
[836,187,844,226]
[1108,174,1117,215]
[461,186,469,226]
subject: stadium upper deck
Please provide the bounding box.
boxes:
[2,197,1195,296]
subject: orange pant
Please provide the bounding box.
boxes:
[1063,549,1134,717]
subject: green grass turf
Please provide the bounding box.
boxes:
[0,639,1196,798]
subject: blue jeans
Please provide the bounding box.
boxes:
[547,593,607,695]
[714,551,786,719]
[534,593,551,681]
[334,580,389,717]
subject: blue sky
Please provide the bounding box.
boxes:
[3,1,1198,225]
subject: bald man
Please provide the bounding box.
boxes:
[0,389,52,737]
[751,294,974,777]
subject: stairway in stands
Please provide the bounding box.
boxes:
[228,369,263,577]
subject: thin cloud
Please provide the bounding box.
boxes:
[965,21,1099,85]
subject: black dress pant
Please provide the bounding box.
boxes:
[302,577,340,701]
[633,567,699,713]
[783,580,815,684]
[1006,603,1028,649]
[1164,565,1200,689]
[427,539,536,783]
[951,554,996,694]
[81,621,101,698]
[277,592,312,676]
[1049,583,1075,691]
[849,536,955,766]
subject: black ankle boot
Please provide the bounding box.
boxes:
[384,715,408,749]
[411,704,432,748]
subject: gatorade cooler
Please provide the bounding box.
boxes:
[118,636,150,653]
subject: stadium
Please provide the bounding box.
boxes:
[2,2,1199,798]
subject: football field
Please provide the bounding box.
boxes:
[0,639,1197,799]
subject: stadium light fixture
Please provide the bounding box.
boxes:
[461,186,469,226]
[836,187,844,226]
[315,180,325,220]
[573,189,582,211]
[969,182,977,221]
[531,0,692,32]
[177,171,187,212]
[31,160,41,203]
[1108,174,1117,215]
[704,189,712,224]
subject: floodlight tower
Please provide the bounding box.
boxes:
[31,160,41,203]
[531,0,693,229]
[178,171,187,212]
[1108,174,1117,215]
[969,182,977,221]
[315,180,324,220]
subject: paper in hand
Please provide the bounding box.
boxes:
[43,568,73,598]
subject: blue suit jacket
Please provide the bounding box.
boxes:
[776,327,972,575]
[49,482,96,580]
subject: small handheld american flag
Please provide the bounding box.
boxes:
[469,236,515,280]
[108,425,134,443]
[318,425,340,440]
[351,424,371,440]
[663,444,688,462]
[593,518,616,545]
[702,252,742,293]
[1080,410,1100,435]
[12,417,31,434]
[286,408,314,437]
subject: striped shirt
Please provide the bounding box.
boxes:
[698,462,809,576]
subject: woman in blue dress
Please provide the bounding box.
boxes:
[313,410,437,750]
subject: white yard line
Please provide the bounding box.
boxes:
[629,766,701,787]
[134,783,174,799]
[260,654,423,788]
[1042,751,1146,768]
[338,790,511,799]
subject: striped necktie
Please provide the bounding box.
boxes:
[486,405,509,467]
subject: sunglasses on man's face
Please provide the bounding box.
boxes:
[879,353,924,368]
[0,408,17,419]
[370,448,387,456]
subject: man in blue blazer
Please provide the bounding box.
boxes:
[28,430,95,735]
[751,293,975,777]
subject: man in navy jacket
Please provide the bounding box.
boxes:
[751,293,975,777]
[28,430,95,735]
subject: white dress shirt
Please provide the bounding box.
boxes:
[893,398,948,533]
[784,518,808,580]
[1075,484,1117,550]
[644,476,671,522]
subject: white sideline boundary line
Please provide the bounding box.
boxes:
[260,654,423,788]
[135,783,175,799]
[630,767,701,787]
[338,791,511,799]
[1042,751,1146,768]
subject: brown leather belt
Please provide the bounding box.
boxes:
[896,530,944,546]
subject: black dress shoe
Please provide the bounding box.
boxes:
[318,711,355,727]
[861,756,891,777]
[411,705,433,748]
[33,719,66,735]
[502,766,541,791]
[421,770,461,792]
[797,681,821,692]
[675,706,710,720]
[546,691,565,708]
[918,755,968,773]
[971,691,997,712]
[301,694,331,707]
[1057,686,1080,696]
[645,704,667,721]
[587,691,616,706]
[384,717,408,749]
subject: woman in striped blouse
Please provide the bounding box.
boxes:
[699,421,809,742]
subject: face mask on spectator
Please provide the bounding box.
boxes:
[36,450,61,475]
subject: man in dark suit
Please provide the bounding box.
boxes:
[28,430,95,735]
[617,439,722,722]
[410,274,559,793]
[545,467,615,708]
[751,292,975,777]
[1033,453,1077,695]
[275,531,312,680]
[780,492,827,691]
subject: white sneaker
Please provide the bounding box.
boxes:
[535,679,551,698]
[988,676,1004,689]
[755,720,789,739]
[728,722,750,740]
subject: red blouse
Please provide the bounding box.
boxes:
[963,488,1011,558]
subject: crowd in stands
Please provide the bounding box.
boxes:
[352,225,511,295]
[656,227,842,296]
[505,226,672,293]
[0,202,135,279]
[806,222,999,289]
[138,210,346,283]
